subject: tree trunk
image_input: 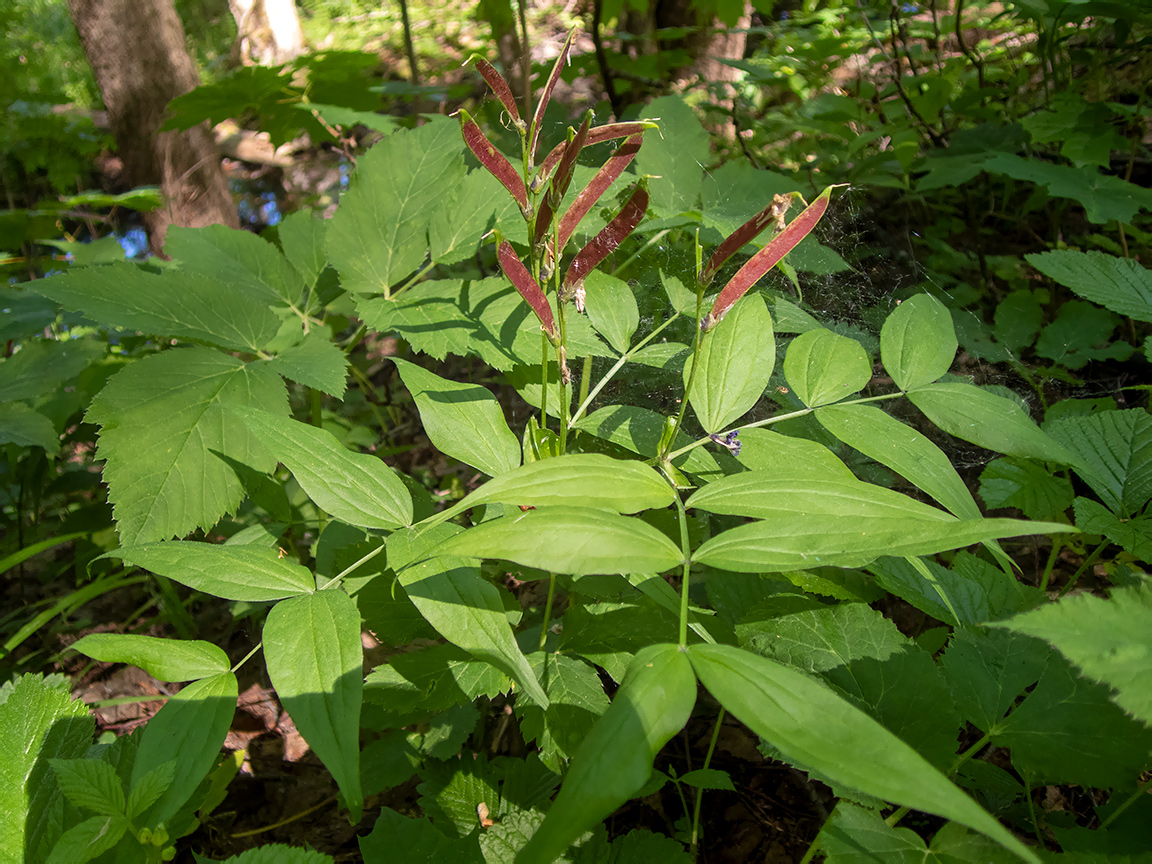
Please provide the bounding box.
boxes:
[67,0,238,255]
[229,0,306,67]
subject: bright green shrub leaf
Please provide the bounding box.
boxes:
[637,96,708,215]
[868,553,1040,628]
[216,845,335,864]
[817,404,982,519]
[71,634,229,682]
[688,292,775,433]
[276,210,329,289]
[687,644,1040,863]
[130,671,237,824]
[1073,498,1152,559]
[995,657,1152,788]
[359,807,485,863]
[86,348,288,545]
[0,339,104,403]
[392,358,520,477]
[516,645,697,864]
[515,653,611,770]
[45,815,128,864]
[167,224,306,307]
[687,470,956,523]
[30,263,281,352]
[981,154,1152,224]
[430,168,503,266]
[993,583,1152,727]
[47,759,124,817]
[105,541,313,601]
[1026,250,1152,323]
[365,643,510,720]
[907,382,1084,468]
[264,590,363,821]
[125,760,175,821]
[583,271,639,354]
[429,506,684,577]
[266,331,349,398]
[575,405,720,476]
[939,628,1051,733]
[328,121,466,293]
[0,402,59,452]
[232,406,412,529]
[784,327,871,408]
[736,603,962,771]
[426,453,674,530]
[0,676,94,862]
[1036,300,1130,369]
[881,294,956,390]
[819,802,1019,864]
[398,560,548,709]
[1046,409,1152,517]
[693,515,1072,573]
[978,457,1074,521]
[735,427,855,478]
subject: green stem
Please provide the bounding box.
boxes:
[1024,777,1046,848]
[578,355,592,410]
[659,283,707,462]
[571,313,680,425]
[690,707,726,857]
[1057,540,1107,599]
[668,474,693,647]
[1038,540,1062,592]
[611,228,670,278]
[1099,776,1152,829]
[540,331,549,427]
[389,261,437,300]
[231,641,264,674]
[538,573,557,651]
[318,544,385,591]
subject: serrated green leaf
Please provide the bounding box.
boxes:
[398,560,548,709]
[993,291,1043,352]
[0,287,57,341]
[939,628,1051,734]
[48,759,124,817]
[328,122,467,293]
[392,358,520,477]
[992,582,1152,727]
[1046,409,1152,517]
[0,339,104,403]
[125,760,175,820]
[1026,250,1152,323]
[430,169,503,266]
[131,671,237,825]
[677,768,735,791]
[688,292,775,433]
[817,404,982,519]
[232,406,412,528]
[1073,498,1152,559]
[359,808,485,863]
[881,294,957,390]
[516,653,611,770]
[86,348,287,545]
[71,634,229,682]
[583,271,639,355]
[266,331,349,398]
[785,327,871,408]
[30,263,281,352]
[44,815,128,864]
[216,844,336,864]
[517,645,697,864]
[574,404,720,476]
[264,590,363,821]
[429,506,684,577]
[105,541,313,601]
[1035,300,1130,369]
[637,96,708,215]
[687,644,1039,863]
[0,402,59,452]
[981,154,1152,224]
[364,642,511,719]
[978,457,1074,521]
[277,210,329,289]
[167,224,306,307]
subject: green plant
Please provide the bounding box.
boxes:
[5,30,1151,864]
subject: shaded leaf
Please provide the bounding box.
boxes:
[70,634,229,682]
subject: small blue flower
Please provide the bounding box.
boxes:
[710,430,742,458]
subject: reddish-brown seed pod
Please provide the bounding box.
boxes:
[556,134,642,254]
[703,186,835,331]
[497,240,558,340]
[456,108,527,210]
[474,58,522,125]
[562,180,649,294]
[534,111,593,245]
[536,122,657,188]
[529,27,577,162]
[699,192,799,287]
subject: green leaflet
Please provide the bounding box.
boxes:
[104,541,314,601]
[422,453,674,531]
[515,653,611,770]
[70,634,229,682]
[582,270,639,355]
[86,349,288,545]
[687,292,775,433]
[427,506,685,577]
[130,671,237,825]
[880,294,956,390]
[429,168,504,266]
[784,327,871,408]
[276,209,329,290]
[392,358,520,477]
[48,759,125,817]
[636,96,708,215]
[398,560,549,709]
[327,120,467,293]
[516,645,697,864]
[819,803,1019,864]
[816,404,981,519]
[0,339,104,403]
[692,515,1073,572]
[0,402,59,452]
[30,263,281,352]
[265,331,350,399]
[1046,409,1152,517]
[687,644,1040,863]
[232,406,412,529]
[264,590,364,821]
[45,815,128,864]
[1026,249,1152,323]
[360,808,485,863]
[574,404,720,476]
[167,224,307,307]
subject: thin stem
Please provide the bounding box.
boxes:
[660,283,707,462]
[389,261,438,299]
[318,544,385,591]
[612,228,670,279]
[231,642,264,674]
[538,573,557,651]
[690,707,726,857]
[578,355,592,409]
[540,331,549,427]
[1038,540,1062,592]
[668,475,693,647]
[1099,776,1152,829]
[1056,540,1108,599]
[571,312,680,424]
[1024,778,1046,848]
